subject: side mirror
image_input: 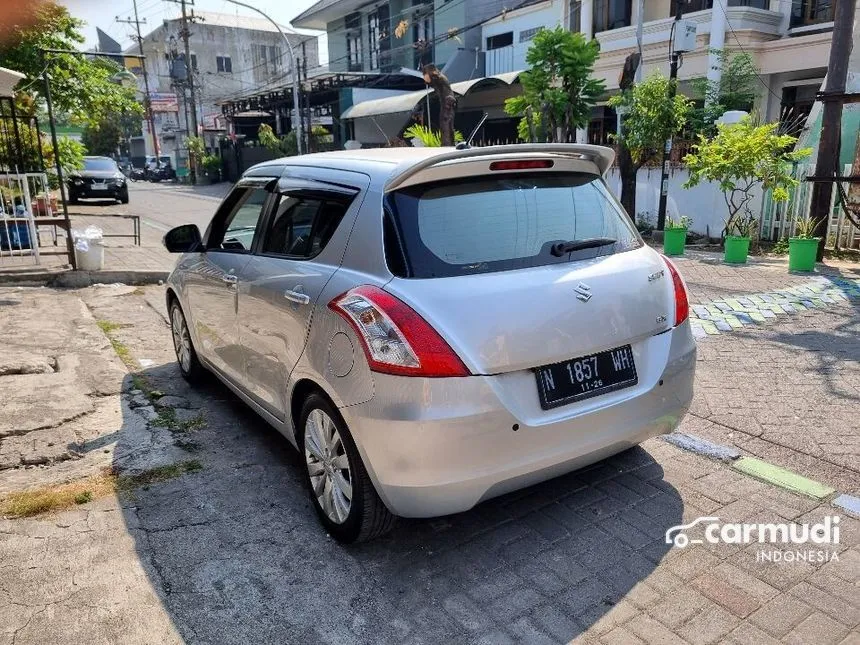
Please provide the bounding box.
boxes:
[163,224,202,253]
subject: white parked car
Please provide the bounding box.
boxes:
[163,144,696,542]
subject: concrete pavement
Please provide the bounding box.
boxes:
[0,253,858,644]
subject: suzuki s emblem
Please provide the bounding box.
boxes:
[574,283,592,302]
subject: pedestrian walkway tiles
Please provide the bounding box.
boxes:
[688,275,860,339]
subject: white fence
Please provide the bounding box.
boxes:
[0,172,54,267]
[604,163,858,247]
[761,164,857,248]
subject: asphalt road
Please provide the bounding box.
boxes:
[126,180,231,239]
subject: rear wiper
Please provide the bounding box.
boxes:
[550,237,617,257]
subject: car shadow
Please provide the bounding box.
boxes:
[112,362,684,644]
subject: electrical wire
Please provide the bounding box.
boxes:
[713,0,785,104]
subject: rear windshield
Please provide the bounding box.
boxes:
[385,172,641,278]
[84,158,118,172]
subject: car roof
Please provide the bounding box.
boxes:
[84,156,114,160]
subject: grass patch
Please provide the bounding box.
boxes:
[152,408,207,433]
[0,461,204,519]
[119,460,203,489]
[96,319,137,370]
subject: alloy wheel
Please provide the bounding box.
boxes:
[171,306,192,372]
[304,408,352,524]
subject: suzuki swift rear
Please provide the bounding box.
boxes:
[165,144,696,543]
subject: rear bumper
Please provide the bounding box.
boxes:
[341,321,696,518]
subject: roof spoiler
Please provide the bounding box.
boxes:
[384,144,615,193]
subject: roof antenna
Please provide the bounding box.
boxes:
[456,112,488,150]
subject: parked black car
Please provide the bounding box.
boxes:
[68,156,129,204]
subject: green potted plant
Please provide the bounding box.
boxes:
[684,118,811,263]
[663,215,692,256]
[724,213,757,264]
[788,216,819,272]
[201,154,222,183]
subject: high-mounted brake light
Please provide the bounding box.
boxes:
[489,159,554,171]
[328,285,470,377]
[662,256,689,326]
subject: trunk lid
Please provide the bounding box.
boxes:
[385,246,674,374]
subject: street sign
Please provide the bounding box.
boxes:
[149,92,179,113]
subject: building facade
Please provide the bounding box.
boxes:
[126,11,319,157]
[292,0,540,82]
[567,0,835,142]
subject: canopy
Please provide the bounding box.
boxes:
[341,72,525,120]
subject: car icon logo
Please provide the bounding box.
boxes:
[574,283,592,302]
[665,516,720,548]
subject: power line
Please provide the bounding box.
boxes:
[713,0,784,104]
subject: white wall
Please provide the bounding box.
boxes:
[604,166,764,237]
[482,1,565,75]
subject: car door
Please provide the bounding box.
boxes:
[183,181,273,384]
[238,180,359,419]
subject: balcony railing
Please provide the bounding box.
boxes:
[790,0,836,27]
[681,0,769,12]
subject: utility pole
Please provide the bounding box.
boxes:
[655,0,685,232]
[808,0,856,260]
[178,0,199,139]
[117,0,159,156]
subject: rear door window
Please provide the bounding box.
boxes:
[386,172,640,278]
[260,194,349,259]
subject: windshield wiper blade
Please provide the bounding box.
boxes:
[551,237,617,257]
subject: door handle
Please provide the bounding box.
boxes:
[222,274,238,285]
[284,289,310,305]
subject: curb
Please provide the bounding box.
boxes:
[662,432,859,518]
[0,269,169,288]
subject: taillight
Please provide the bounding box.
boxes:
[489,159,554,171]
[662,256,689,326]
[328,285,470,377]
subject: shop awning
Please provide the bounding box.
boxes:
[341,89,433,120]
[341,71,525,120]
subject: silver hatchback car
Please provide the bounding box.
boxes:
[163,144,696,542]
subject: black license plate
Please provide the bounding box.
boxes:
[535,344,638,410]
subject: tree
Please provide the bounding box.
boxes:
[504,27,604,143]
[0,2,142,127]
[608,72,691,218]
[683,118,811,237]
[82,119,122,157]
[689,50,759,136]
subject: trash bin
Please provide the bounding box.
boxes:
[73,225,105,271]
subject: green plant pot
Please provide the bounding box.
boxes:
[788,237,820,272]
[724,236,750,264]
[663,227,687,256]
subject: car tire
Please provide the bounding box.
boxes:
[299,393,395,543]
[169,300,204,383]
[68,192,79,205]
[119,188,129,204]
